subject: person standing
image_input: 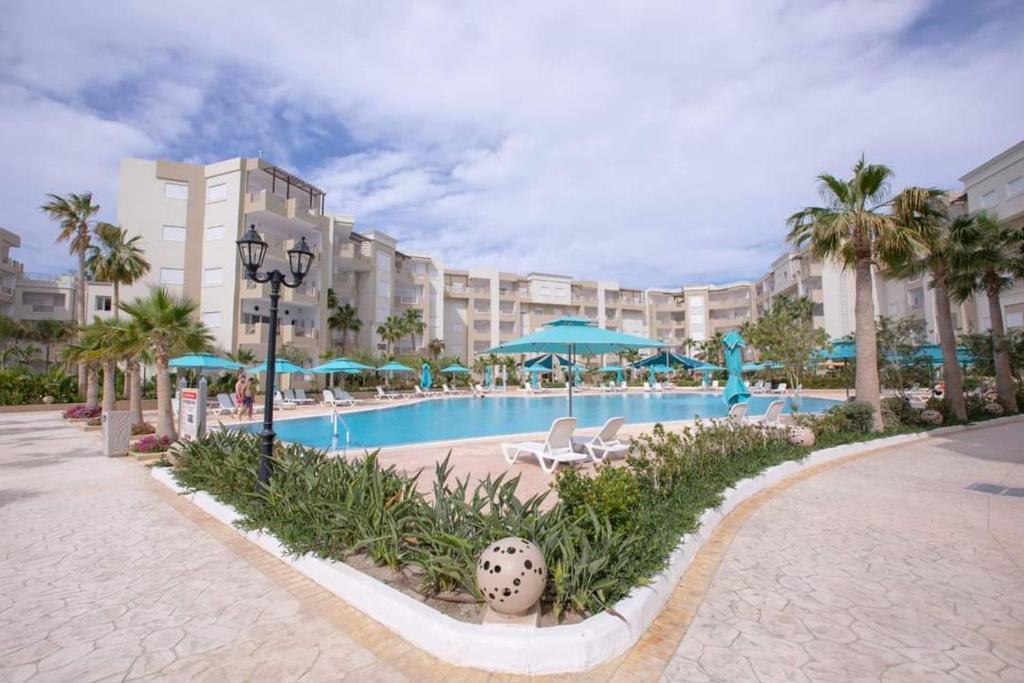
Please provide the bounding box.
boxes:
[242,376,256,420]
[233,371,246,418]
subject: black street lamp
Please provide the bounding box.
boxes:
[236,224,314,488]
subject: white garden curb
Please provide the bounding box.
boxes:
[150,414,1024,674]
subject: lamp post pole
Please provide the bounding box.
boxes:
[236,224,314,490]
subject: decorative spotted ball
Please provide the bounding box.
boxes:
[787,425,815,447]
[985,401,1004,416]
[919,409,944,426]
[476,537,547,615]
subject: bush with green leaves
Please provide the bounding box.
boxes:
[793,400,876,446]
[0,367,79,406]
[172,409,941,621]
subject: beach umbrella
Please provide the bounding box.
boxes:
[531,371,541,389]
[722,330,750,406]
[247,359,306,375]
[440,363,471,374]
[169,353,243,371]
[574,364,583,385]
[311,358,374,374]
[487,316,666,415]
[420,362,433,389]
[378,360,413,370]
[598,364,626,384]
[647,366,656,387]
[484,365,492,387]
[634,350,703,369]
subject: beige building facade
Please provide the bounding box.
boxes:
[7,141,1024,365]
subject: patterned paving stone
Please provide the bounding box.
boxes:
[664,421,1024,681]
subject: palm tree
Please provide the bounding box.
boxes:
[85,223,150,318]
[120,288,213,439]
[0,315,27,369]
[948,212,1023,413]
[402,308,425,350]
[108,319,150,426]
[40,192,101,390]
[28,320,74,372]
[376,316,405,356]
[227,348,256,366]
[62,338,99,409]
[427,338,445,360]
[328,302,362,352]
[80,320,122,415]
[788,157,927,431]
[888,188,967,421]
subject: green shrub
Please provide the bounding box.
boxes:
[925,396,952,424]
[795,401,875,445]
[172,407,935,621]
[0,367,79,406]
[881,396,914,428]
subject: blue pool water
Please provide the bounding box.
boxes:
[239,393,838,450]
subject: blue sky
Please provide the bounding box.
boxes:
[1,1,1022,287]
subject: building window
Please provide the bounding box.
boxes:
[94,295,112,312]
[162,225,187,242]
[203,267,223,287]
[206,183,228,203]
[1008,176,1024,198]
[164,182,188,200]
[981,190,998,209]
[201,311,221,329]
[159,268,185,285]
[206,225,225,241]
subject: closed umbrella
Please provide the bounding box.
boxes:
[598,364,626,384]
[420,362,432,389]
[484,365,492,388]
[647,366,656,388]
[486,316,666,415]
[722,330,750,406]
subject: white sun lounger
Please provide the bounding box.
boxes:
[572,416,629,463]
[727,402,749,423]
[751,399,785,427]
[274,390,297,410]
[770,382,788,394]
[502,417,586,474]
[289,388,315,405]
[213,393,235,415]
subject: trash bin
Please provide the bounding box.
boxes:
[102,410,133,457]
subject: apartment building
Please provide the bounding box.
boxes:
[0,228,21,318]
[960,140,1024,331]
[9,141,1023,365]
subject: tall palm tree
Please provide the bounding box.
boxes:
[41,192,101,390]
[0,315,27,369]
[227,348,256,366]
[888,188,967,421]
[328,302,362,352]
[85,223,150,319]
[402,308,425,350]
[427,338,445,360]
[120,288,213,439]
[948,212,1023,413]
[376,316,405,356]
[788,157,927,431]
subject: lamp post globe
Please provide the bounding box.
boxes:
[234,224,315,489]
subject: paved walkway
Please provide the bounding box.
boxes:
[0,412,1021,682]
[664,420,1024,682]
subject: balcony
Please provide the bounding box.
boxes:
[240,280,272,299]
[283,282,318,305]
[0,255,21,275]
[445,281,469,297]
[239,323,270,345]
[245,190,322,229]
[282,325,319,347]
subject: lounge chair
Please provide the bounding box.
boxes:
[572,417,629,463]
[322,389,355,407]
[274,390,297,410]
[291,388,315,405]
[750,380,765,394]
[414,385,438,397]
[771,382,788,394]
[751,399,785,427]
[213,393,235,416]
[502,417,586,474]
[333,389,358,405]
[618,381,628,392]
[727,402,749,423]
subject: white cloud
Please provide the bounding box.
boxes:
[1,0,1022,286]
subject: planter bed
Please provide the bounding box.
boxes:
[150,414,1023,674]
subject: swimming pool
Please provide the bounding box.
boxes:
[238,392,838,450]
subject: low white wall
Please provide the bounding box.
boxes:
[151,415,1023,674]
